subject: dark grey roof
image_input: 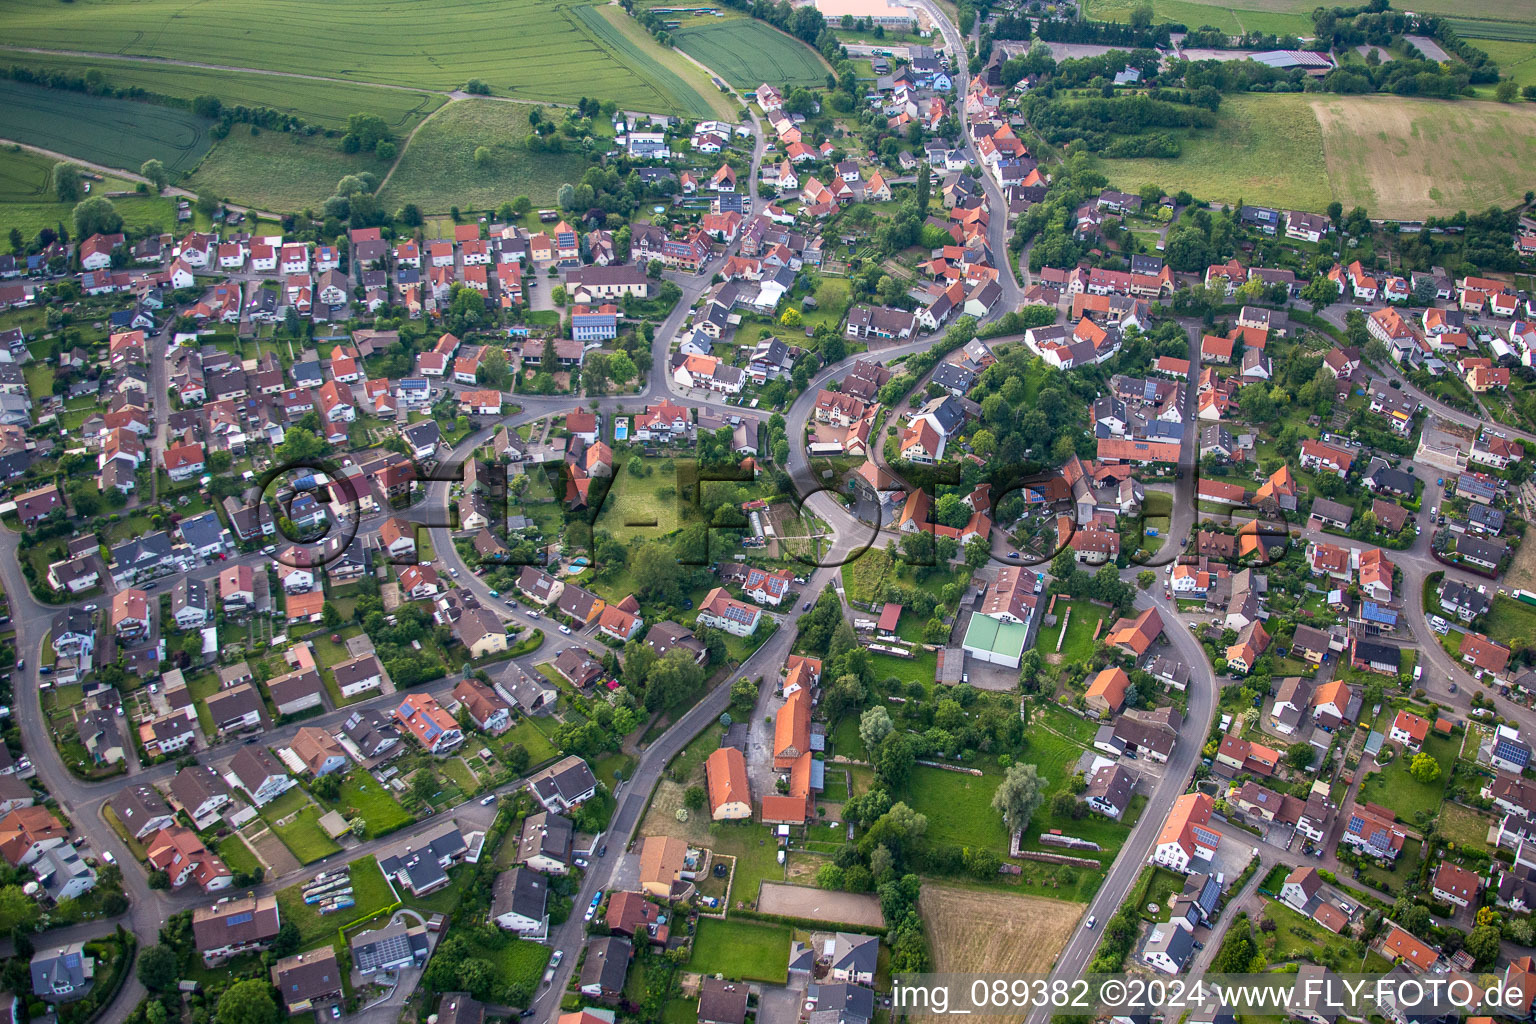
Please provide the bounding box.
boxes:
[491,867,547,922]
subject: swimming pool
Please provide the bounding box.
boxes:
[614,418,629,441]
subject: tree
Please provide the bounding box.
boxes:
[1496,79,1520,102]
[1464,924,1501,967]
[867,801,928,855]
[683,785,706,811]
[859,706,894,750]
[991,762,1047,833]
[780,307,803,328]
[140,159,169,192]
[1286,744,1314,770]
[218,979,279,1024]
[874,733,915,789]
[474,146,493,168]
[1130,3,1154,28]
[73,196,123,237]
[557,183,576,209]
[137,944,180,991]
[53,163,82,202]
[1301,275,1340,312]
[644,647,706,712]
[1408,752,1441,783]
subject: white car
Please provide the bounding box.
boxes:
[1085,915,1096,929]
[559,624,572,635]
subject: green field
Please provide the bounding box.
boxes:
[377,100,593,213]
[906,765,1011,851]
[1084,0,1311,36]
[1101,92,1536,219]
[185,127,394,211]
[575,5,737,119]
[273,807,345,864]
[672,18,831,90]
[0,79,212,173]
[0,146,176,238]
[0,0,720,112]
[215,834,262,876]
[1035,600,1109,666]
[322,773,415,839]
[1357,732,1456,823]
[0,51,446,133]
[688,918,791,983]
[277,855,398,949]
[1483,594,1536,648]
[1470,39,1536,97]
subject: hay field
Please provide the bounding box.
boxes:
[0,0,720,112]
[1310,95,1536,219]
[1102,93,1536,219]
[915,884,1081,1024]
[377,100,594,213]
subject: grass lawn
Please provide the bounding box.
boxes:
[495,717,558,766]
[215,835,262,876]
[0,147,175,238]
[259,786,312,824]
[1438,801,1494,849]
[1258,899,1393,971]
[273,807,344,864]
[378,100,593,213]
[321,772,415,839]
[455,930,552,997]
[1483,594,1536,647]
[440,757,483,797]
[867,648,937,688]
[278,855,397,949]
[1037,600,1110,666]
[592,462,683,539]
[1357,733,1455,823]
[688,918,791,983]
[1030,702,1100,746]
[905,765,1009,852]
[1358,839,1423,894]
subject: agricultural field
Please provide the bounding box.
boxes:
[672,18,831,90]
[1311,95,1536,219]
[1102,93,1536,219]
[376,100,593,214]
[0,0,721,113]
[185,128,393,212]
[0,51,445,133]
[917,884,1080,1024]
[0,79,212,173]
[576,5,737,119]
[1084,0,1311,36]
[0,147,176,238]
